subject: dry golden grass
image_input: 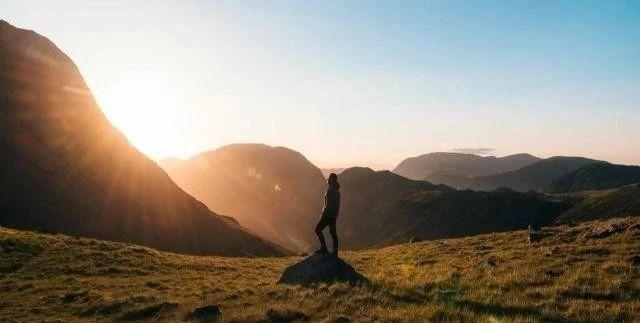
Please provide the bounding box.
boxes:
[1,216,639,322]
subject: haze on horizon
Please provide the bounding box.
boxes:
[3,1,640,169]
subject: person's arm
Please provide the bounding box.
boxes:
[322,189,329,215]
[327,189,340,215]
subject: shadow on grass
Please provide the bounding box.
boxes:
[368,282,583,323]
[455,300,580,323]
[119,301,178,321]
[560,289,619,301]
[367,283,434,305]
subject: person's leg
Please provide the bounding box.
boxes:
[314,216,329,252]
[328,218,338,255]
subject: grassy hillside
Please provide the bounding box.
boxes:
[548,163,640,193]
[2,216,639,322]
[554,184,640,224]
[466,157,601,192]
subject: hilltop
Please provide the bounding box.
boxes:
[1,216,639,321]
[159,144,326,253]
[320,168,348,179]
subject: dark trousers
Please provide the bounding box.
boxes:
[315,215,338,251]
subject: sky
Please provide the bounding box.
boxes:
[3,1,640,169]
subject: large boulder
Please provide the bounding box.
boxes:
[278,254,367,286]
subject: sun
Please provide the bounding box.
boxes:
[94,73,184,160]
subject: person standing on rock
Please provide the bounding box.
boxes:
[315,173,341,256]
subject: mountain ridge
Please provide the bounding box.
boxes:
[465,156,603,192]
[393,152,541,183]
[0,20,284,257]
[554,184,640,224]
[548,163,640,193]
[160,143,326,253]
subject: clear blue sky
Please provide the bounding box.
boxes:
[3,1,640,168]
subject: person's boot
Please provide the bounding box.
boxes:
[314,246,328,255]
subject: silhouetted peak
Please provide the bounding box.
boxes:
[0,21,285,257]
[159,143,326,253]
[339,167,376,178]
[192,143,309,164]
[545,156,603,162]
[506,153,537,158]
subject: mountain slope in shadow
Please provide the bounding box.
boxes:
[337,167,568,249]
[0,20,284,256]
[554,184,640,224]
[160,144,326,253]
[464,157,602,192]
[547,163,640,193]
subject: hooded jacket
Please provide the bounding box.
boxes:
[322,182,341,218]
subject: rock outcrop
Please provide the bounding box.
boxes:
[278,254,367,286]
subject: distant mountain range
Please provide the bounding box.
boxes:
[160,144,326,253]
[336,167,569,249]
[338,162,640,248]
[0,21,283,256]
[162,150,640,251]
[464,156,602,192]
[393,152,540,181]
[394,153,605,193]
